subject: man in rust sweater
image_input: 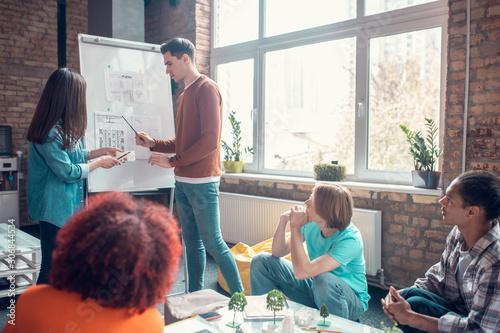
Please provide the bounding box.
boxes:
[135,38,243,295]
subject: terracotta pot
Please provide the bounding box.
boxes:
[411,170,441,189]
[223,161,244,173]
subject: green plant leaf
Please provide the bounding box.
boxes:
[400,118,441,171]
[221,110,254,162]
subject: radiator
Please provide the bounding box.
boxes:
[219,192,382,276]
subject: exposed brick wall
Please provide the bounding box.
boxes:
[144,0,211,75]
[145,0,196,46]
[444,0,500,187]
[0,0,87,226]
[144,0,211,114]
[194,0,211,76]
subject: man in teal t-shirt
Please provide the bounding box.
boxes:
[250,183,370,321]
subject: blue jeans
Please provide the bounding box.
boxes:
[250,252,365,321]
[175,181,243,294]
[398,288,466,333]
[37,221,60,285]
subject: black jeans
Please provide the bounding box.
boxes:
[398,287,465,333]
[36,221,60,285]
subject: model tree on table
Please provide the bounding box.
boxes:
[318,303,331,327]
[227,292,247,328]
[266,289,284,325]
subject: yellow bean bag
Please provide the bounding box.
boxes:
[218,235,307,295]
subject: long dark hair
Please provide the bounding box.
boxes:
[27,68,87,150]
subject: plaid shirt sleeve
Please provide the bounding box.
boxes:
[413,228,459,296]
[413,224,500,332]
[438,222,500,332]
[438,264,500,332]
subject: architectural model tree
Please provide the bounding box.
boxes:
[266,289,284,325]
[318,303,331,327]
[227,292,247,328]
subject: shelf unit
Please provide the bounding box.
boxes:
[0,224,40,297]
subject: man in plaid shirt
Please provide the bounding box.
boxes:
[382,170,500,332]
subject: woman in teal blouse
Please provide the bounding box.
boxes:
[27,68,122,284]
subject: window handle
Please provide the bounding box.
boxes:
[357,101,364,118]
[250,108,256,121]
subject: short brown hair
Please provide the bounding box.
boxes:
[160,37,195,62]
[50,192,182,313]
[312,183,354,231]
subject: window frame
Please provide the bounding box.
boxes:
[211,0,448,185]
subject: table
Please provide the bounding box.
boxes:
[0,224,41,297]
[164,298,382,333]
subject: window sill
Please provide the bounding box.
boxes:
[222,172,443,197]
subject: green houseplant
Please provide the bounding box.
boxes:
[221,111,253,173]
[400,118,442,189]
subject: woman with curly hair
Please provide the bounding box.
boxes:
[2,191,183,333]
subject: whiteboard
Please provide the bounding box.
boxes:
[79,34,175,192]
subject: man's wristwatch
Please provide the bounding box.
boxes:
[169,156,175,167]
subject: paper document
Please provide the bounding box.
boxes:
[94,112,127,150]
[163,315,223,332]
[243,295,286,320]
[104,69,148,103]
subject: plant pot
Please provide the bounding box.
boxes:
[411,170,441,189]
[223,161,244,173]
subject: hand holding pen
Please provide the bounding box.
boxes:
[135,132,155,148]
[121,116,154,148]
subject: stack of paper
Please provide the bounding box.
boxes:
[243,295,286,320]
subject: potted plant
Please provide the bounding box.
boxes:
[221,111,253,173]
[400,118,442,189]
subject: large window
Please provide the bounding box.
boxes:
[264,39,356,173]
[215,0,258,47]
[212,0,447,184]
[264,0,355,37]
[217,59,255,164]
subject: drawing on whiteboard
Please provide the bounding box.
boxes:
[104,69,148,103]
[132,115,162,160]
[95,112,130,151]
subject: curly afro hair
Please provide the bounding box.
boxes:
[50,191,182,313]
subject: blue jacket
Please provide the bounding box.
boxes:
[27,124,89,228]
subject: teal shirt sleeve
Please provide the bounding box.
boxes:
[79,149,90,179]
[36,133,87,182]
[328,235,363,266]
